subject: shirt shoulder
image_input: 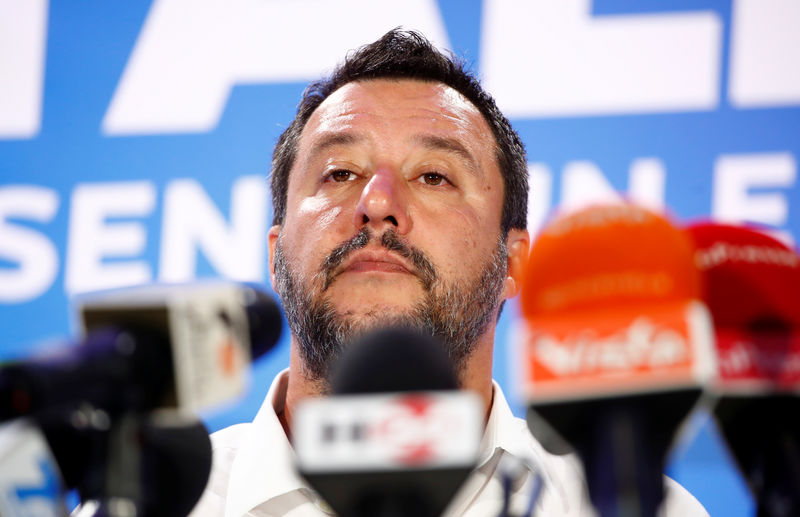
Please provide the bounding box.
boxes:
[660,475,709,517]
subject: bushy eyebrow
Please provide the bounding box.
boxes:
[411,134,482,178]
[306,133,365,163]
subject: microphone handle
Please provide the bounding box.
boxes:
[716,395,800,517]
[533,389,701,517]
[586,406,663,517]
[754,425,800,517]
[353,492,432,517]
[80,413,144,517]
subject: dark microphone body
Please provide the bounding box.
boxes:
[688,222,800,517]
[294,327,483,517]
[518,204,715,517]
[55,411,213,517]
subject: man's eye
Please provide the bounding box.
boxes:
[420,172,447,186]
[327,170,355,182]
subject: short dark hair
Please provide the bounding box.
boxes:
[270,29,528,234]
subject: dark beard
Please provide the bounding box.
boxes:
[273,227,508,383]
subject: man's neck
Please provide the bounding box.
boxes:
[280,335,496,439]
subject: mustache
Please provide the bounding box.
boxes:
[321,228,437,291]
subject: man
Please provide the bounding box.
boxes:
[191,29,707,516]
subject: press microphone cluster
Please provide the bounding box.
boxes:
[517,203,716,517]
[0,281,283,517]
[294,327,483,517]
[517,202,800,517]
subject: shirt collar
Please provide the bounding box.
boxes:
[225,369,311,517]
[482,381,574,514]
[480,379,544,466]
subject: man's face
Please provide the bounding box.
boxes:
[269,79,520,380]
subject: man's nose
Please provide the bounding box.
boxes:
[353,167,412,234]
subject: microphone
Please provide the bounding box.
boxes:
[687,222,800,517]
[294,327,483,517]
[0,282,282,417]
[0,418,68,517]
[517,203,715,517]
[137,415,213,517]
[56,412,213,517]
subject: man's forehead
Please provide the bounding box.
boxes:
[302,78,491,140]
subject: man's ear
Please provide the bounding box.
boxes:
[503,228,530,300]
[267,225,281,289]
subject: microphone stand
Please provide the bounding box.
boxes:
[715,395,800,517]
[80,412,145,517]
[353,492,431,517]
[533,389,700,517]
[584,406,664,517]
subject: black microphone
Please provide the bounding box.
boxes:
[518,204,715,517]
[330,326,459,394]
[294,327,483,517]
[688,222,800,517]
[50,411,213,517]
[0,282,282,418]
[137,416,213,517]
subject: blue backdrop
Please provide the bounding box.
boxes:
[2,1,799,515]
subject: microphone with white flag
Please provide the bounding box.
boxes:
[294,327,483,517]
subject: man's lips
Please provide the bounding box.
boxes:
[344,260,411,274]
[339,250,415,276]
[319,229,437,292]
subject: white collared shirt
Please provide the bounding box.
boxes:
[190,370,708,517]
